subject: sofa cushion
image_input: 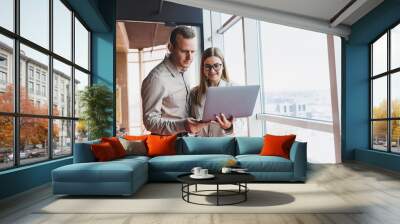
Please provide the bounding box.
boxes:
[73,140,100,163]
[101,137,127,158]
[260,134,296,159]
[149,154,235,172]
[180,137,235,155]
[236,155,293,172]
[147,135,177,156]
[91,142,118,161]
[119,138,147,156]
[52,159,147,183]
[236,137,263,155]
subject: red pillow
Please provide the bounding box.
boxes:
[91,142,117,161]
[260,134,296,159]
[146,135,177,157]
[124,135,148,141]
[101,137,126,158]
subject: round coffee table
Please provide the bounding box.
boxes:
[177,172,255,206]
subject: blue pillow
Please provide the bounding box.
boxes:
[181,137,235,155]
[73,139,100,163]
[235,137,263,155]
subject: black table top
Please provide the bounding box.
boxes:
[177,172,255,185]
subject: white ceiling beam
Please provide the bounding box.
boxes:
[166,0,351,37]
[330,0,368,27]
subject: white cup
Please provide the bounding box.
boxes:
[191,167,202,176]
[200,169,208,176]
[221,167,232,174]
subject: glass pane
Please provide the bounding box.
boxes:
[0,34,14,112]
[53,59,72,117]
[74,69,89,118]
[75,17,89,70]
[75,120,88,143]
[391,72,400,118]
[372,77,387,119]
[391,120,400,153]
[372,121,387,151]
[0,116,13,170]
[260,22,332,122]
[20,44,49,115]
[53,119,72,157]
[53,0,72,60]
[20,0,49,49]
[392,24,400,70]
[372,33,387,76]
[20,117,49,165]
[0,0,14,31]
[223,19,246,85]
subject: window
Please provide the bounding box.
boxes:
[0,0,14,32]
[260,22,333,122]
[42,85,46,97]
[53,0,72,60]
[0,71,6,85]
[53,59,72,117]
[220,15,248,136]
[0,54,7,67]
[0,0,91,170]
[20,0,49,49]
[29,67,34,80]
[371,23,400,153]
[28,81,34,94]
[36,84,40,95]
[75,17,89,70]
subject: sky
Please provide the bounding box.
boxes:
[0,0,89,74]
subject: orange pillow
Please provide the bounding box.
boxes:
[125,135,148,141]
[91,142,117,161]
[260,134,296,159]
[101,137,126,158]
[146,135,177,157]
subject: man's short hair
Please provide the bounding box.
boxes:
[170,26,195,47]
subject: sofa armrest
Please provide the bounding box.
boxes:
[289,141,307,181]
[73,140,100,163]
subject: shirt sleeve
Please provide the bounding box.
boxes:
[141,72,186,135]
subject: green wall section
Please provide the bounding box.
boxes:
[0,158,72,199]
[92,0,116,136]
[343,0,400,171]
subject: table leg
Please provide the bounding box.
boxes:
[195,184,197,192]
[217,184,219,206]
[245,183,247,201]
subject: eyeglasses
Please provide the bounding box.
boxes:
[204,63,223,72]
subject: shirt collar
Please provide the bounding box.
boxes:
[163,54,184,77]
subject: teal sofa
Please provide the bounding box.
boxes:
[52,137,307,196]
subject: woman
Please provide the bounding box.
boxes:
[190,47,234,137]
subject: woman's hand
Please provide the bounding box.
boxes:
[215,113,233,130]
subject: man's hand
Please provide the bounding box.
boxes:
[214,113,233,130]
[184,118,208,134]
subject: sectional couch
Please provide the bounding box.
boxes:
[52,137,307,196]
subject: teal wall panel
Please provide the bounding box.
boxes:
[343,0,400,171]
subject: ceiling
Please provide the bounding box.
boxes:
[116,21,173,52]
[166,0,384,37]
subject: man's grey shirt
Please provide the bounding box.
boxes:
[141,56,191,135]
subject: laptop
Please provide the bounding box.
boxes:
[201,85,260,122]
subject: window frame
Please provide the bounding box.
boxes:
[0,0,92,171]
[370,21,400,154]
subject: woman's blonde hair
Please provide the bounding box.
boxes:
[193,47,230,105]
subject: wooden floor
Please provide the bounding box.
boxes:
[1,162,400,224]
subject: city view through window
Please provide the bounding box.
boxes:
[0,0,91,170]
[371,24,400,153]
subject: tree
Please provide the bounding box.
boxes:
[0,84,60,151]
[372,99,400,143]
[79,84,113,140]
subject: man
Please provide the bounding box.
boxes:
[141,26,205,135]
